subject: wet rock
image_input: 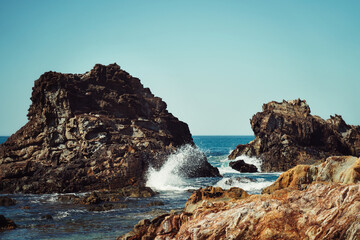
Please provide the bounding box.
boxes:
[0,63,219,194]
[263,156,360,194]
[229,159,258,172]
[0,215,17,231]
[146,201,164,207]
[41,214,53,220]
[86,203,127,212]
[0,196,16,206]
[229,99,360,172]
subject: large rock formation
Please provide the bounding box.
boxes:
[121,157,360,240]
[229,99,360,172]
[0,63,219,193]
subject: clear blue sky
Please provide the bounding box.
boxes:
[0,0,359,136]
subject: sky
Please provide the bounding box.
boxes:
[0,0,359,136]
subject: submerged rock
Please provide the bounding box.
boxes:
[229,99,360,172]
[0,63,219,194]
[229,159,258,172]
[0,196,16,206]
[0,215,17,231]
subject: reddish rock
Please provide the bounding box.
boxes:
[263,156,360,194]
[229,99,360,172]
[120,183,360,240]
[0,63,219,194]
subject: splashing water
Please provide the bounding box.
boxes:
[146,145,214,191]
[217,154,263,175]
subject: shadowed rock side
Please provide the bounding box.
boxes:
[229,99,360,172]
[0,63,219,194]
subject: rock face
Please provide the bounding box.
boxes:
[120,183,360,240]
[0,63,219,193]
[229,99,360,172]
[229,159,258,172]
[262,156,360,194]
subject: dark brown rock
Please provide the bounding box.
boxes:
[229,99,360,172]
[0,196,16,206]
[229,159,258,172]
[0,63,219,193]
[0,215,17,231]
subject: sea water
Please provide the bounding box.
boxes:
[0,136,281,240]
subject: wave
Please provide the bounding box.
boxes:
[146,145,215,191]
[214,177,275,194]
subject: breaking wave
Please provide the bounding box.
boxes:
[146,145,217,191]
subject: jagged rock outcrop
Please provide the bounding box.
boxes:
[262,156,360,194]
[0,63,219,193]
[229,99,360,172]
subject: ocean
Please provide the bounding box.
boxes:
[0,136,281,240]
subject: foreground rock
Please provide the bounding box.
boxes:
[229,159,258,172]
[0,63,219,194]
[120,183,360,240]
[229,99,360,172]
[0,215,17,231]
[263,156,360,194]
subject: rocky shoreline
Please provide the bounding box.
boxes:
[120,156,360,240]
[119,99,360,240]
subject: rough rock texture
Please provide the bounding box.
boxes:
[184,186,249,212]
[0,63,219,194]
[229,159,258,172]
[0,215,17,231]
[262,156,360,194]
[229,99,360,172]
[120,183,360,240]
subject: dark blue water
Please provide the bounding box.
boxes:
[0,136,7,144]
[0,136,280,239]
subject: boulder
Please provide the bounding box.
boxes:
[262,156,360,194]
[229,159,258,172]
[0,63,219,193]
[229,99,360,172]
[0,215,17,231]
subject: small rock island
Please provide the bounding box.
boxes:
[229,99,360,172]
[0,63,219,194]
